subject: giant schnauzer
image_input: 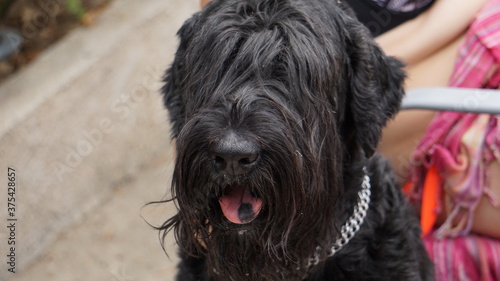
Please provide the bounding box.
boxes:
[158,0,433,280]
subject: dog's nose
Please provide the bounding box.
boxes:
[209,131,260,176]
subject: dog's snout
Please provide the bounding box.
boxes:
[210,131,260,176]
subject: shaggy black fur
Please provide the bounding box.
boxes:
[158,0,433,280]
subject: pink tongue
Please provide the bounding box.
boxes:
[219,185,263,224]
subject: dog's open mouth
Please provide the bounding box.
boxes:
[219,185,263,224]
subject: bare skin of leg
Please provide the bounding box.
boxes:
[379,34,500,238]
[472,161,500,238]
[378,35,465,182]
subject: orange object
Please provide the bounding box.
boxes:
[420,165,440,237]
[403,181,413,196]
[402,165,440,237]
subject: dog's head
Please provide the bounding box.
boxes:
[161,0,405,279]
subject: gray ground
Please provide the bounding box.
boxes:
[0,0,199,280]
[9,152,180,281]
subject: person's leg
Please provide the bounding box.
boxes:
[378,110,435,183]
[378,34,465,181]
[379,33,500,238]
[470,160,500,238]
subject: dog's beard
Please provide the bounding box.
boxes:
[190,173,341,281]
[174,161,316,281]
[201,174,312,281]
[205,226,309,281]
[166,119,345,281]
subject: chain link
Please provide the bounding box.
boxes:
[305,169,371,270]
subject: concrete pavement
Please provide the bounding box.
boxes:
[8,152,180,281]
[0,0,198,280]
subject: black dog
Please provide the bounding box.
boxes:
[159,0,433,280]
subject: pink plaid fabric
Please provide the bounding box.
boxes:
[410,0,500,238]
[406,0,500,280]
[451,0,500,89]
[424,234,500,281]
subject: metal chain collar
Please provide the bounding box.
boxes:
[305,168,372,270]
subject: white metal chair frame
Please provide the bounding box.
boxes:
[401,87,500,114]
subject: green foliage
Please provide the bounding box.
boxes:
[66,0,85,19]
[0,0,14,18]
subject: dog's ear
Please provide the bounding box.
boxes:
[344,20,406,158]
[162,13,202,138]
